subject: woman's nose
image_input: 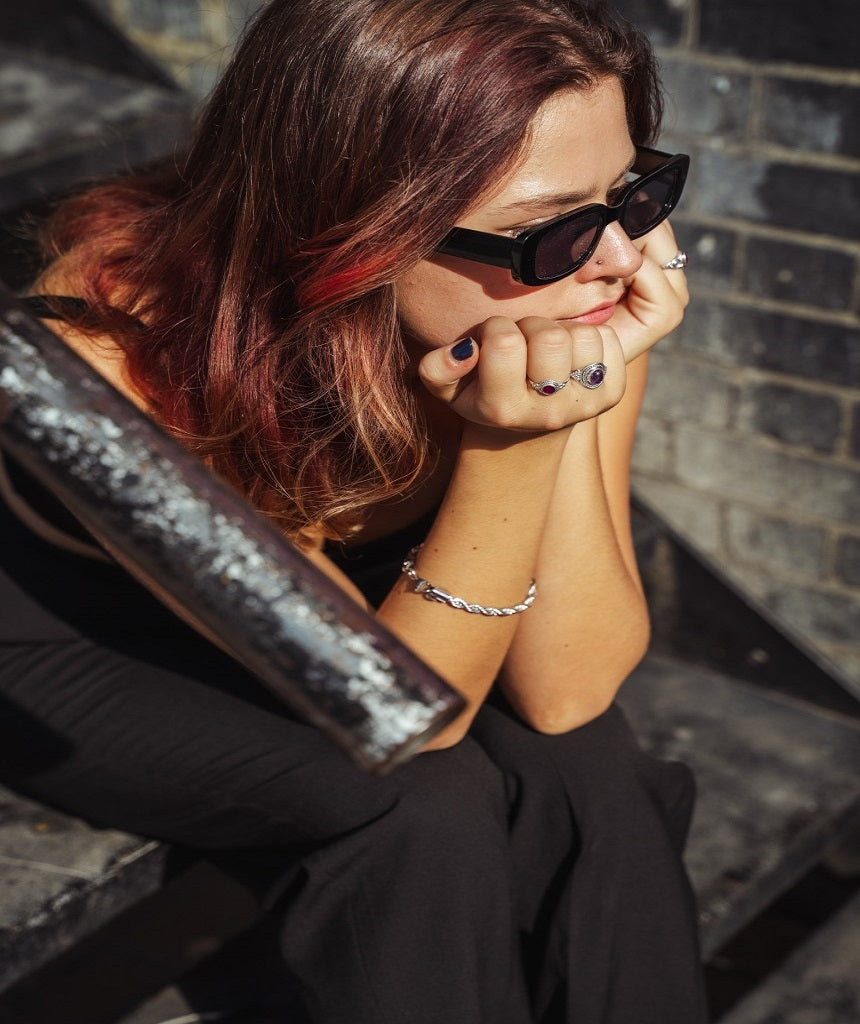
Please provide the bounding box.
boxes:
[579,222,644,279]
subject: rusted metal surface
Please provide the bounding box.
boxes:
[0,288,464,772]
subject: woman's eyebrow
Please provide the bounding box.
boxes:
[491,151,639,217]
[492,189,594,215]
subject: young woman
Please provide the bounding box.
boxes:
[1,1,707,1020]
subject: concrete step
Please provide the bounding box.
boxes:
[632,502,860,713]
[0,787,169,992]
[111,913,309,1024]
[619,653,860,958]
[716,887,860,1023]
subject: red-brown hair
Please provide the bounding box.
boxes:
[39,0,662,541]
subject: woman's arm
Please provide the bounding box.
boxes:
[376,317,627,747]
[498,353,651,732]
[497,225,688,732]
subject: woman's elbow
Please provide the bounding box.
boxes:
[515,604,651,735]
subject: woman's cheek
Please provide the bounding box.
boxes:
[397,264,490,351]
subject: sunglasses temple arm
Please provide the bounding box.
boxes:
[435,228,514,269]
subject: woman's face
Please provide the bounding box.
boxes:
[397,76,644,353]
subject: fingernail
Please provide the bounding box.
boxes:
[451,336,475,361]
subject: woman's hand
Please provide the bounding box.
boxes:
[608,219,689,364]
[417,315,626,433]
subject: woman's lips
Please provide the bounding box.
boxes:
[561,301,618,326]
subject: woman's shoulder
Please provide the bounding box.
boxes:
[27,260,150,412]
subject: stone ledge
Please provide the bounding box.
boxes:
[619,653,860,956]
[716,887,860,1023]
[0,788,168,991]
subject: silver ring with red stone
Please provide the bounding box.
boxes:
[570,361,607,389]
[527,376,569,396]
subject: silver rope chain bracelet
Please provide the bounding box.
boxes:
[401,545,537,616]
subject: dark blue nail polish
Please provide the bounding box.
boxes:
[451,337,475,361]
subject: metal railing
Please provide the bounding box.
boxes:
[0,286,464,772]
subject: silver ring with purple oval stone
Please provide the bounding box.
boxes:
[570,361,607,389]
[527,376,568,396]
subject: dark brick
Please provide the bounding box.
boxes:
[695,150,860,241]
[673,222,737,290]
[675,427,860,524]
[737,383,842,453]
[837,534,860,587]
[658,59,752,142]
[678,300,860,389]
[764,163,860,240]
[726,507,826,579]
[742,237,855,312]
[700,0,859,69]
[614,0,686,46]
[763,78,860,159]
[760,583,860,646]
[642,350,735,428]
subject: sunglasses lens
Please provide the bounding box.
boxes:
[623,170,677,237]
[533,210,602,281]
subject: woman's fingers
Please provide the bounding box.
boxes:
[641,220,689,307]
[519,317,607,394]
[417,333,481,406]
[419,316,626,433]
[521,317,586,397]
[612,220,688,363]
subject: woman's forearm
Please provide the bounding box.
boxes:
[377,422,570,745]
[499,356,651,732]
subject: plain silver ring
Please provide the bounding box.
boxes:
[527,377,568,396]
[661,250,688,270]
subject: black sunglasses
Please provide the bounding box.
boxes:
[436,146,690,286]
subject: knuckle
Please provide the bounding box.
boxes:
[417,365,438,388]
[489,331,526,357]
[476,396,515,429]
[607,380,627,406]
[604,387,624,411]
[418,364,446,389]
[542,407,571,431]
[494,408,521,430]
[668,304,686,330]
[566,323,602,345]
[482,316,523,349]
[532,323,570,350]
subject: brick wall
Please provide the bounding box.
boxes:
[616,0,860,693]
[90,0,860,692]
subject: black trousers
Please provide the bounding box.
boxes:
[1,622,707,1024]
